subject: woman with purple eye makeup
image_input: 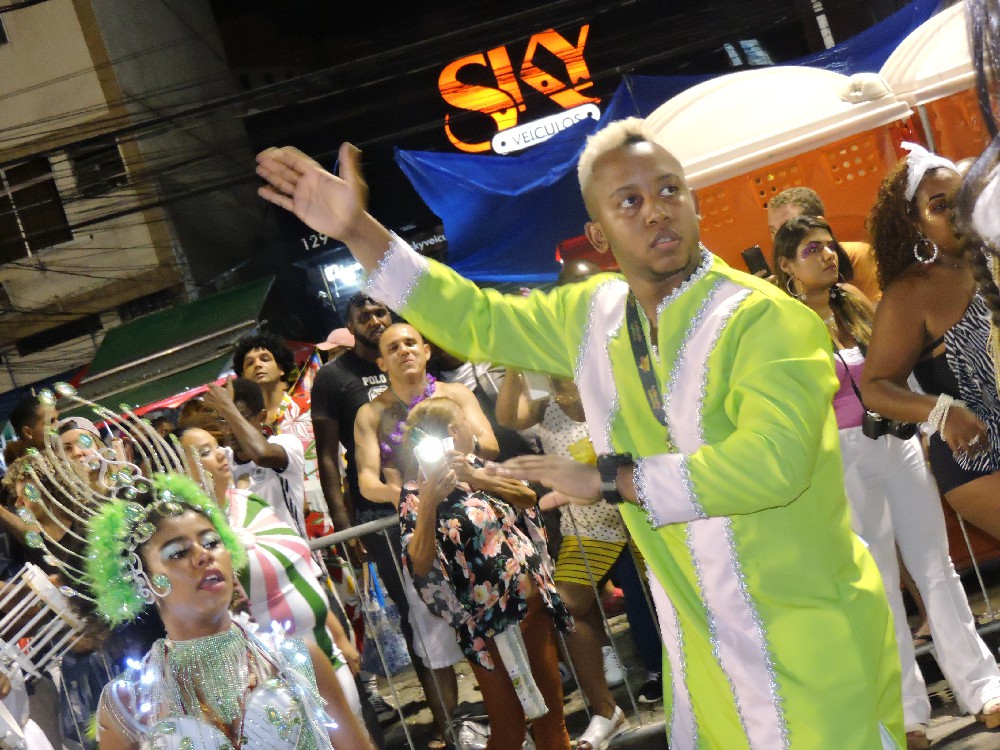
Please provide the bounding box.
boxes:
[774,213,1000,750]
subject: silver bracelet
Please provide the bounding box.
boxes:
[927,393,960,435]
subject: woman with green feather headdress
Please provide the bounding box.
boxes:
[18,384,373,750]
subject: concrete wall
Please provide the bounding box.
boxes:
[86,0,262,284]
[0,0,107,152]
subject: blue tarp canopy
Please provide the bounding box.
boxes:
[395,0,942,283]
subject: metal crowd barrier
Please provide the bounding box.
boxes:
[309,514,661,749]
[24,499,1000,750]
[308,504,1000,749]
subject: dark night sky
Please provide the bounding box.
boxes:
[210,0,906,225]
[204,0,909,337]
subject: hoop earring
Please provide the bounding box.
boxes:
[785,277,801,299]
[837,272,845,284]
[913,236,940,265]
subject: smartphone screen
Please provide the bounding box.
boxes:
[415,436,454,477]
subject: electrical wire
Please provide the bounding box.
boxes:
[0,0,904,341]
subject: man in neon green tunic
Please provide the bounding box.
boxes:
[255,118,904,749]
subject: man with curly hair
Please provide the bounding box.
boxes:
[231,332,327,514]
[232,333,298,430]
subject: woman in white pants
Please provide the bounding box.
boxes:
[774,215,1000,750]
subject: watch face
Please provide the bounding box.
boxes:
[599,453,632,474]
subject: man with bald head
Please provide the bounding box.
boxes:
[257,118,904,749]
[352,320,500,746]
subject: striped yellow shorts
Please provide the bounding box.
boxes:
[553,536,645,586]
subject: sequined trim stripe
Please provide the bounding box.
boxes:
[574,280,629,454]
[656,245,714,319]
[633,455,702,525]
[648,573,696,750]
[364,233,429,311]
[689,517,788,750]
[633,282,750,526]
[662,282,722,437]
[666,280,751,453]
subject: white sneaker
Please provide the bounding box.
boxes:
[602,645,624,687]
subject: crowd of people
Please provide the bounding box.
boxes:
[0,2,999,750]
[248,2,1000,746]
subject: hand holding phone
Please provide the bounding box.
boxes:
[740,245,771,278]
[414,436,455,478]
[522,371,552,400]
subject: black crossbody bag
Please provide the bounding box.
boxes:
[833,348,917,441]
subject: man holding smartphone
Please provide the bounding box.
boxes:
[257,118,904,748]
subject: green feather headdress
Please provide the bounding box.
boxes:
[85,473,247,626]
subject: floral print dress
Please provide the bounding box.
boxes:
[398,474,571,670]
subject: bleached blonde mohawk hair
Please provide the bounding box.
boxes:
[576,116,657,194]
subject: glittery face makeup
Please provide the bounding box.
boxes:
[159,530,223,563]
[140,510,234,628]
[784,230,840,293]
[799,240,834,260]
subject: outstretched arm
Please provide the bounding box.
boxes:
[257,144,390,272]
[256,143,584,378]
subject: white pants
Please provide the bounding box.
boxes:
[401,568,464,670]
[840,428,1000,728]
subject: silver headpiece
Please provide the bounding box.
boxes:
[14,383,236,625]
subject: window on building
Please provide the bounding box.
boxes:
[116,287,180,323]
[0,158,73,264]
[15,314,102,357]
[739,40,774,67]
[67,138,128,198]
[722,43,744,67]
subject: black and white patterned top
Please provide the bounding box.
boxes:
[939,295,1000,473]
[536,399,629,543]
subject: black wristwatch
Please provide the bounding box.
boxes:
[597,452,633,504]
